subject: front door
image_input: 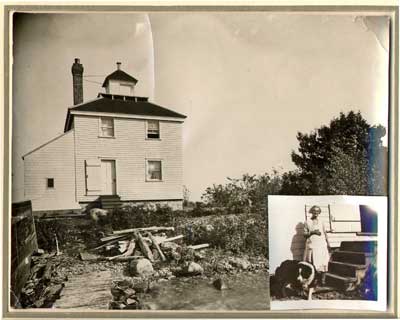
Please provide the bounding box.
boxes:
[101,160,116,195]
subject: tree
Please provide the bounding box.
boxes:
[282,111,387,195]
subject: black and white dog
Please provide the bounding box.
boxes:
[271,260,318,300]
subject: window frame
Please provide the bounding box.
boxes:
[46,178,55,189]
[146,159,163,182]
[99,117,115,138]
[146,120,161,140]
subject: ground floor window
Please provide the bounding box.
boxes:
[147,160,162,181]
[47,178,54,188]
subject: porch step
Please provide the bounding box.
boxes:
[100,195,121,210]
[325,272,357,291]
[330,250,375,265]
[340,241,377,253]
[328,261,366,278]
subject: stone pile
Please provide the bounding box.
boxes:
[19,250,66,308]
[109,279,142,310]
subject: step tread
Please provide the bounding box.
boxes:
[314,286,336,294]
[329,261,366,269]
[325,272,357,283]
[333,250,374,256]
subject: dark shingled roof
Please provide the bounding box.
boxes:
[69,94,186,119]
[102,69,138,87]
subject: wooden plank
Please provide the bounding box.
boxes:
[112,226,175,235]
[158,235,184,244]
[187,244,209,250]
[134,231,154,262]
[148,232,166,261]
[106,255,143,262]
[108,239,136,260]
[100,234,129,243]
[54,270,112,309]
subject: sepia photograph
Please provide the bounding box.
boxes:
[269,195,387,310]
[7,8,391,313]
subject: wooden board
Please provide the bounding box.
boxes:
[54,271,112,310]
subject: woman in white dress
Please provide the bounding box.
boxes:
[303,205,330,284]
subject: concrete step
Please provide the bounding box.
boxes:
[325,272,357,291]
[331,250,366,265]
[100,195,121,199]
[101,201,122,205]
[328,260,366,278]
[102,204,122,209]
[340,241,377,253]
[100,195,122,209]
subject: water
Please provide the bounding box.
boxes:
[141,272,270,311]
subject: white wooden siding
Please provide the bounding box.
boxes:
[23,130,80,211]
[74,115,183,202]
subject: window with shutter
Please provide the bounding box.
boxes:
[85,159,101,195]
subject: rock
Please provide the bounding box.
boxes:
[228,257,250,270]
[129,258,154,277]
[125,299,139,309]
[24,288,35,295]
[158,268,173,278]
[110,286,125,300]
[161,242,182,261]
[34,248,45,255]
[109,301,126,309]
[124,288,136,298]
[89,208,109,222]
[213,278,228,290]
[194,251,205,260]
[216,260,233,273]
[79,251,100,261]
[185,262,204,276]
[161,242,180,251]
[205,224,214,232]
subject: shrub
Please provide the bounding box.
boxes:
[175,213,268,256]
[105,204,179,230]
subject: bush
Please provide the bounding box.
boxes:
[105,204,180,230]
[175,213,268,256]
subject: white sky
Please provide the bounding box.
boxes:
[12,12,389,202]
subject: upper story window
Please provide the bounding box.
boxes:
[147,120,160,139]
[100,117,114,137]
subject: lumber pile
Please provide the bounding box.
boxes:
[90,226,208,264]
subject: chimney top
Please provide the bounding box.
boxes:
[116,62,121,70]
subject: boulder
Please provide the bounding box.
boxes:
[184,262,204,276]
[129,258,154,277]
[89,208,109,222]
[161,242,182,261]
[213,278,228,290]
[228,257,250,270]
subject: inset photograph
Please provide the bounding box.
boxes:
[268,195,387,310]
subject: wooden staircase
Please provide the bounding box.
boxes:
[325,240,377,291]
[100,195,122,210]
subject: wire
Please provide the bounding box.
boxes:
[83,75,106,78]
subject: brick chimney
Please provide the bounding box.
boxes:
[71,58,84,105]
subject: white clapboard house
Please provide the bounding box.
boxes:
[23,59,186,212]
